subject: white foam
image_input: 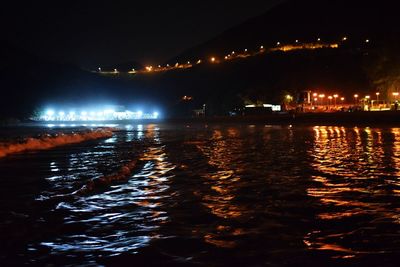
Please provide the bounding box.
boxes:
[0,128,114,158]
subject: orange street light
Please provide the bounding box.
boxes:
[376,92,380,101]
[354,94,359,105]
[211,57,216,63]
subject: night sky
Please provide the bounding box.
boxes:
[1,0,282,69]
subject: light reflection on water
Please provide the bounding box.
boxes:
[305,126,400,259]
[1,125,400,265]
[38,125,175,256]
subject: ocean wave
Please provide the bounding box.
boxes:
[0,128,114,158]
[74,159,138,195]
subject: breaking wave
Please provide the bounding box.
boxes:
[74,159,139,195]
[0,128,114,158]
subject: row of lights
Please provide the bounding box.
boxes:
[100,36,371,73]
[42,109,159,121]
[312,93,345,104]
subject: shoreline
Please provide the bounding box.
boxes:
[166,111,400,126]
[2,111,400,127]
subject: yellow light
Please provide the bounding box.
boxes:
[341,97,345,101]
[333,94,338,98]
[393,92,399,96]
[365,95,370,99]
[277,42,281,46]
[342,37,348,41]
[260,45,264,49]
[211,57,216,62]
[376,92,380,96]
[319,94,325,98]
[197,59,201,64]
[314,98,318,101]
[354,94,359,98]
[224,56,228,60]
[317,38,321,41]
[328,96,333,100]
[286,95,292,100]
[313,93,318,97]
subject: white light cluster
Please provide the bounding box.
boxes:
[40,108,159,121]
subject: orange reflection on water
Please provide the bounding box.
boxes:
[305,126,400,257]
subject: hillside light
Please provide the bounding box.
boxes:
[277,41,281,46]
[317,38,321,41]
[260,45,264,49]
[211,57,216,62]
[365,39,370,43]
[342,37,348,41]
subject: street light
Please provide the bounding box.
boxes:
[333,94,338,107]
[376,92,380,102]
[393,92,399,101]
[319,94,325,105]
[354,94,359,105]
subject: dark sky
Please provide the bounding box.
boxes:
[0,0,282,69]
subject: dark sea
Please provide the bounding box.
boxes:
[0,123,400,266]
